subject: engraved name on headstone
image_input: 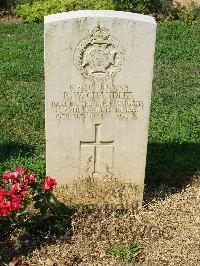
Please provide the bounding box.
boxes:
[45,10,156,201]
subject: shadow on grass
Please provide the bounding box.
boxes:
[0,142,35,163]
[144,142,200,203]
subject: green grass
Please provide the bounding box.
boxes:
[0,21,199,184]
[147,22,200,185]
[0,23,44,176]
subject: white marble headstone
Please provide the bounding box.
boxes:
[45,10,156,200]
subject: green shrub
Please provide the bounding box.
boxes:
[178,3,200,24]
[115,0,200,22]
[14,0,200,23]
[114,0,180,20]
[14,0,115,22]
[0,0,34,9]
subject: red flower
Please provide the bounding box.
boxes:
[0,201,11,217]
[10,195,22,211]
[24,173,36,184]
[3,171,18,180]
[0,190,8,203]
[2,168,26,181]
[19,181,30,199]
[9,181,30,200]
[43,176,57,192]
[20,190,28,199]
[10,183,21,196]
[15,167,26,175]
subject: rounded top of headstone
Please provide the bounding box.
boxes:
[44,10,156,25]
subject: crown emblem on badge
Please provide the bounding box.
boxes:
[90,25,109,44]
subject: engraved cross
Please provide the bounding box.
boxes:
[80,124,114,176]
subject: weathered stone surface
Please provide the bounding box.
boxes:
[45,10,156,201]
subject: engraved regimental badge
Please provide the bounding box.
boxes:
[74,25,125,82]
